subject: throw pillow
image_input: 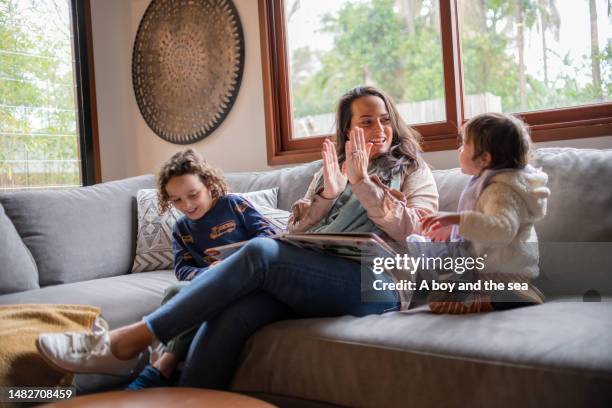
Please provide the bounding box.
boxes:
[0,203,39,294]
[238,188,278,209]
[131,188,283,273]
[131,189,182,272]
[254,205,291,233]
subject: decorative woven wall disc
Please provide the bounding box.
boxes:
[132,0,245,144]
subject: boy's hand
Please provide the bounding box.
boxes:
[209,260,222,268]
[421,212,461,233]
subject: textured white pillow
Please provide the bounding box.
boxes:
[132,188,283,272]
[236,188,278,208]
[236,189,291,232]
[256,205,290,233]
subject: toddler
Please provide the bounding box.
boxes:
[414,113,550,313]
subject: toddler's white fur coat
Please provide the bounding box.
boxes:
[459,167,550,278]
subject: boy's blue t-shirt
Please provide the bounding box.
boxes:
[172,194,275,280]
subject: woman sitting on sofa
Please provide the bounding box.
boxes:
[37,85,439,389]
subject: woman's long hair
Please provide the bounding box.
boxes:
[335,86,422,184]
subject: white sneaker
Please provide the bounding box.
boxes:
[36,316,141,376]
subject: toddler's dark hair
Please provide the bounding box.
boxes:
[157,149,228,214]
[464,112,531,170]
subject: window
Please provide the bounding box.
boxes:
[287,0,446,139]
[259,0,612,165]
[0,0,99,191]
[460,0,611,115]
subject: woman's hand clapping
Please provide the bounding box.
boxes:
[345,127,372,185]
[321,139,347,199]
[320,128,372,199]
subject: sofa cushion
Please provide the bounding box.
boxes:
[239,188,279,209]
[256,206,291,232]
[0,203,39,294]
[132,189,183,273]
[225,160,322,211]
[531,147,612,242]
[0,175,155,286]
[0,270,176,329]
[232,300,612,407]
[530,148,612,297]
[431,168,470,212]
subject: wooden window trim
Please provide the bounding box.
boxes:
[71,0,101,184]
[259,0,612,166]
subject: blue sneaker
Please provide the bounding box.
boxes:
[125,365,174,390]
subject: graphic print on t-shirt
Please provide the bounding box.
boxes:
[210,220,237,239]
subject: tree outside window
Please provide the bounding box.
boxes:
[262,0,612,164]
[0,0,84,191]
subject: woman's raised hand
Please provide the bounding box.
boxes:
[345,127,372,185]
[321,138,347,199]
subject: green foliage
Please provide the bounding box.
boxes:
[289,0,611,120]
[0,0,79,188]
[291,0,445,117]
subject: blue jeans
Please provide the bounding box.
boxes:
[144,237,399,388]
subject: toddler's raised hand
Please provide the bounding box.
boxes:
[424,225,453,242]
[420,212,461,233]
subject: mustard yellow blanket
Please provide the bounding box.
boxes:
[0,304,100,387]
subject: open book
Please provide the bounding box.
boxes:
[204,232,398,262]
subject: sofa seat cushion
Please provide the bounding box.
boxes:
[0,271,176,329]
[232,300,612,407]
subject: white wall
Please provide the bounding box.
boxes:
[90,0,612,181]
[91,0,269,181]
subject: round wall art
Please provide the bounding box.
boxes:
[132,0,245,144]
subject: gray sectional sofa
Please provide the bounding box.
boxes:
[0,147,611,407]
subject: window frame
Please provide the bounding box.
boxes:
[71,0,101,185]
[258,0,612,165]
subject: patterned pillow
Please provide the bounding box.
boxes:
[131,188,284,273]
[131,189,182,272]
[254,205,291,233]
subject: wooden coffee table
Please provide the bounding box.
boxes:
[39,388,276,407]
